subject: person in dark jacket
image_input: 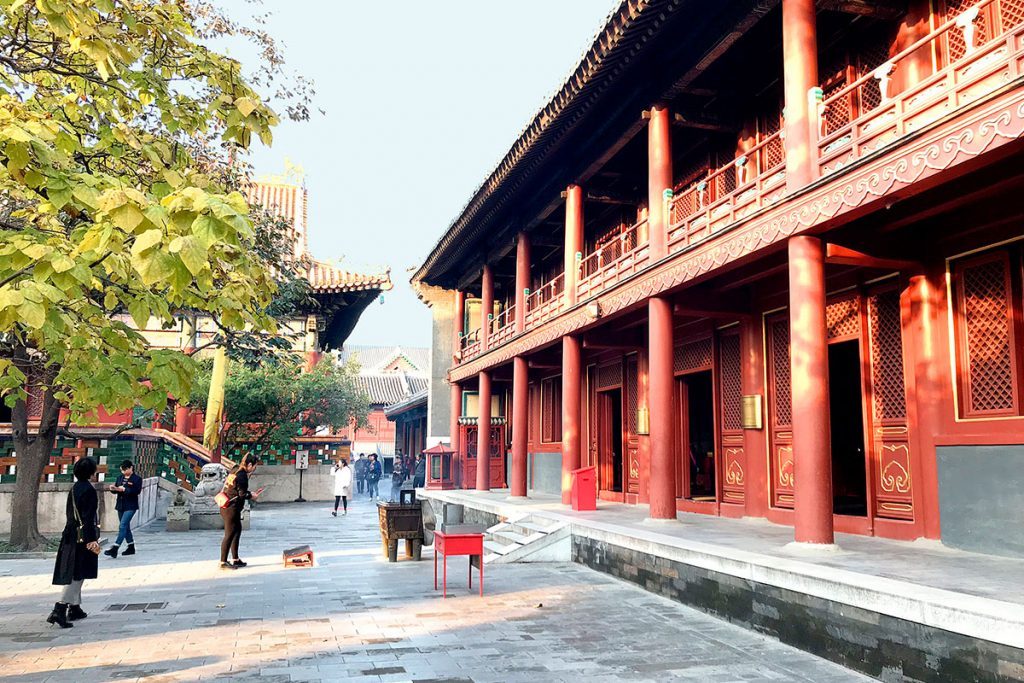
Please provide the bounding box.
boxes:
[354,453,367,495]
[49,457,101,628]
[366,453,382,500]
[219,454,263,570]
[390,454,406,502]
[413,453,426,489]
[104,459,143,558]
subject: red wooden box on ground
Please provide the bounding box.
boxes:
[571,466,597,511]
[433,527,484,598]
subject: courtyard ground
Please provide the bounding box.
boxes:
[0,493,871,682]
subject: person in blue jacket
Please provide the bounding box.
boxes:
[104,460,143,558]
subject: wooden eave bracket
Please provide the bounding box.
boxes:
[825,243,921,271]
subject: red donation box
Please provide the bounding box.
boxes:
[570,466,597,511]
[424,443,456,490]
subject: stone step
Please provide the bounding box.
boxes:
[514,520,560,534]
[486,522,510,535]
[483,553,501,564]
[492,530,534,545]
[483,539,517,556]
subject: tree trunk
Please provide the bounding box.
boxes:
[9,359,63,551]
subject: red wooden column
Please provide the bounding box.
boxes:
[564,185,584,307]
[450,381,462,456]
[515,232,530,334]
[453,289,466,360]
[511,356,529,497]
[648,297,676,519]
[174,404,191,435]
[480,265,494,352]
[788,235,833,544]
[741,316,769,518]
[647,104,672,261]
[561,335,582,504]
[782,0,819,191]
[476,370,492,491]
[303,350,322,373]
[907,269,945,539]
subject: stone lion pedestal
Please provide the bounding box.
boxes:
[187,463,251,531]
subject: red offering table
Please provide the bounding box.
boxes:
[433,527,484,598]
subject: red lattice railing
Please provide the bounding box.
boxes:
[460,327,482,362]
[816,0,1024,176]
[488,305,516,347]
[576,220,650,300]
[525,274,565,331]
[667,131,787,254]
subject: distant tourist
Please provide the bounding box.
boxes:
[49,457,101,628]
[366,453,382,500]
[104,460,142,559]
[390,455,407,502]
[355,453,367,495]
[413,453,426,489]
[219,454,263,570]
[332,458,353,516]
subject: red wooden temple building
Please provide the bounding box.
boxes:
[413,0,1024,555]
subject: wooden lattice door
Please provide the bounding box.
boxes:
[866,286,915,521]
[718,330,745,505]
[766,314,795,508]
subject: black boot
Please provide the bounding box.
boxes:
[104,545,118,558]
[67,604,88,621]
[122,544,135,556]
[46,602,73,629]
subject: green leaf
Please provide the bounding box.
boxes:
[173,235,207,275]
[235,96,258,117]
[128,299,149,329]
[18,300,45,329]
[131,229,162,255]
[109,203,146,233]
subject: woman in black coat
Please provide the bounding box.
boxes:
[49,457,101,628]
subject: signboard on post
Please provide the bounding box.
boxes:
[295,450,309,470]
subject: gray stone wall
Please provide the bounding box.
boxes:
[503,451,562,495]
[574,535,1024,682]
[423,285,454,444]
[0,477,162,535]
[937,444,1024,558]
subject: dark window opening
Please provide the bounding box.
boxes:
[829,340,868,517]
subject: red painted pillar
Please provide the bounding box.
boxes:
[174,405,190,435]
[782,0,819,191]
[742,316,769,518]
[907,270,945,539]
[564,185,584,307]
[511,356,529,497]
[648,104,672,261]
[648,297,676,519]
[515,232,530,334]
[561,335,582,504]
[450,381,461,451]
[303,350,322,373]
[476,371,492,491]
[788,236,833,544]
[480,264,494,352]
[453,290,465,362]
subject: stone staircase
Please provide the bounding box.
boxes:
[483,514,570,564]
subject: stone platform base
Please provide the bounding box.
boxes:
[188,508,250,531]
[420,489,1024,683]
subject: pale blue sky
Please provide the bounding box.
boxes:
[226,0,619,348]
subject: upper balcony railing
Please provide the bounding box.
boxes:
[817,0,1023,176]
[455,0,1024,364]
[488,305,517,347]
[668,131,787,253]
[460,327,482,362]
[525,274,565,331]
[576,219,650,300]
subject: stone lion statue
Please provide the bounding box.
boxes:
[194,462,229,498]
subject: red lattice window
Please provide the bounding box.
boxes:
[759,112,785,173]
[719,332,743,431]
[597,362,622,390]
[528,383,540,444]
[541,376,563,443]
[952,249,1022,418]
[827,296,861,339]
[944,0,993,62]
[868,289,908,421]
[674,338,713,374]
[770,318,793,428]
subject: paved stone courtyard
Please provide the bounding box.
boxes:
[0,495,871,682]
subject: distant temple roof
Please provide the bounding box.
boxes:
[338,345,430,407]
[384,387,429,419]
[246,179,393,349]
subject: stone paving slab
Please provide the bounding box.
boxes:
[0,497,869,682]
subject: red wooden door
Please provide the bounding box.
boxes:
[766,314,795,509]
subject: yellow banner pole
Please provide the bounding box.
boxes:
[203,346,228,459]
